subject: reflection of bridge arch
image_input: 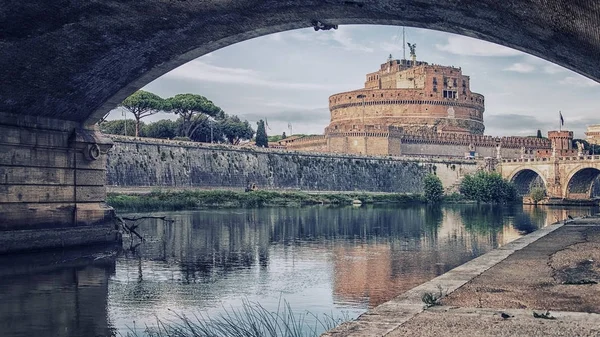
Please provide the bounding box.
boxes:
[508,168,547,196]
[564,167,600,199]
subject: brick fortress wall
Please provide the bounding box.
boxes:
[327,61,485,135]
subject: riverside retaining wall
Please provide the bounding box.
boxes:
[106,136,479,193]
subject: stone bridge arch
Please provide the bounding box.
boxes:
[508,168,547,196]
[564,167,600,199]
[3,1,600,252]
[1,1,600,123]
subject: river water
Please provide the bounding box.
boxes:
[0,204,597,337]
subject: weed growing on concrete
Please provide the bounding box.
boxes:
[533,310,556,320]
[421,285,447,308]
[562,279,598,285]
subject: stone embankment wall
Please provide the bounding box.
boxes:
[106,136,479,193]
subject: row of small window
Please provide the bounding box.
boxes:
[331,99,484,107]
[332,125,384,130]
[331,107,483,118]
[331,94,483,104]
[432,77,466,88]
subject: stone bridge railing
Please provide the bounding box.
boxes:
[502,155,600,164]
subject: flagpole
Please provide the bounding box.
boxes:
[559,111,561,131]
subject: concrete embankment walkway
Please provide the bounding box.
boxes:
[322,215,600,336]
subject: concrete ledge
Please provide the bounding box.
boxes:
[321,220,567,336]
[0,225,121,254]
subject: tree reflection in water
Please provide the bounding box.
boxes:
[107,204,598,335]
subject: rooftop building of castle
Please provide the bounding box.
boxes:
[585,124,600,145]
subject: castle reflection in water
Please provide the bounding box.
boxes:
[0,205,596,337]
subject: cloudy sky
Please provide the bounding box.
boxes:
[110,25,600,139]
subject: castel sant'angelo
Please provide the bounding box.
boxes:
[282,50,552,159]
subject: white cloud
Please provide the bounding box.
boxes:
[263,101,326,111]
[280,28,373,53]
[164,60,329,90]
[268,32,283,41]
[328,29,374,53]
[380,41,404,53]
[559,76,600,87]
[436,35,522,57]
[542,64,566,74]
[504,63,536,73]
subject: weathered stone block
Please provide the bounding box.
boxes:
[0,166,73,185]
[0,203,75,231]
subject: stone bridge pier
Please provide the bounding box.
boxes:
[0,112,119,253]
[500,156,600,202]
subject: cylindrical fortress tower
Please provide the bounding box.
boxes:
[326,58,485,135]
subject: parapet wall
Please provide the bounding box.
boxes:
[106,136,479,193]
[400,132,551,149]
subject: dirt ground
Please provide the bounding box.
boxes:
[443,224,600,313]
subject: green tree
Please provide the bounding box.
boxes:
[143,119,180,139]
[536,129,543,138]
[183,115,222,142]
[256,120,268,147]
[530,187,546,204]
[423,173,444,203]
[166,94,222,138]
[99,119,140,136]
[571,139,599,154]
[220,115,254,144]
[120,90,167,137]
[459,171,517,203]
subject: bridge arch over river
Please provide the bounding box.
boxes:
[508,168,547,197]
[2,1,600,251]
[501,157,600,201]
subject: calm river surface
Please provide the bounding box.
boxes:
[1,204,598,337]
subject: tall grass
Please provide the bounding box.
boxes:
[107,190,425,212]
[123,299,351,337]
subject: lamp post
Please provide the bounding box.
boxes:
[122,109,127,136]
[207,116,216,144]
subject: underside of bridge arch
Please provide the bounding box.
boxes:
[2,1,600,123]
[511,169,546,197]
[3,1,600,252]
[566,168,600,200]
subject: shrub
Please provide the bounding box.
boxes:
[424,173,444,203]
[530,187,546,204]
[459,171,517,203]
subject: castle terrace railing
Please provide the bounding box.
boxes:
[329,99,484,113]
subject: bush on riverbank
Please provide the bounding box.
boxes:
[424,173,444,203]
[459,171,518,204]
[107,190,426,211]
